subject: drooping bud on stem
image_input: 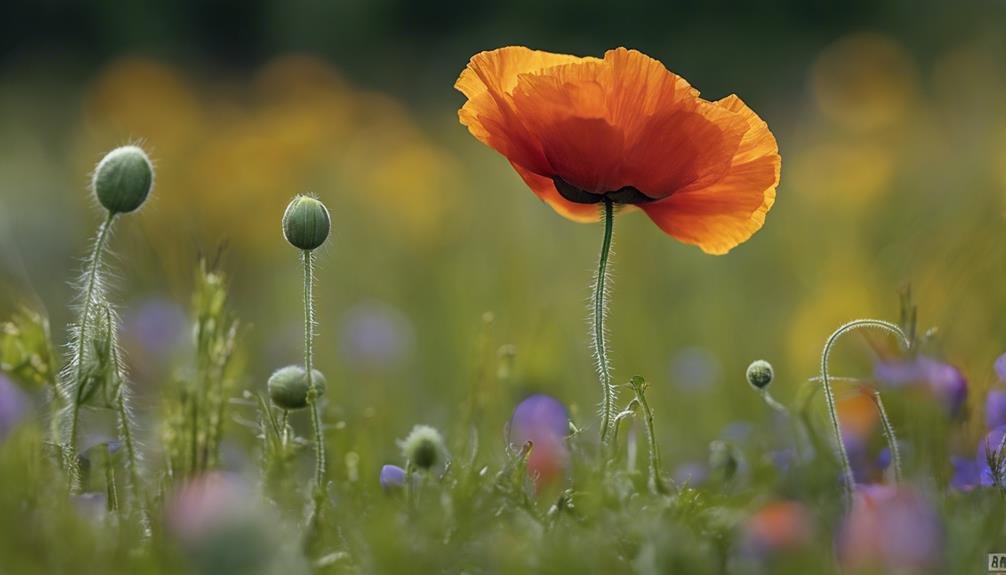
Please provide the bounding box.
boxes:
[267,365,326,410]
[746,360,774,390]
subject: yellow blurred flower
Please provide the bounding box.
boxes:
[83,57,202,157]
[786,254,884,376]
[336,94,461,246]
[789,141,894,209]
[812,33,918,131]
[75,53,459,258]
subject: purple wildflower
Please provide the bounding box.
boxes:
[950,456,980,492]
[721,421,754,446]
[380,464,406,491]
[668,347,721,392]
[673,462,709,486]
[339,301,414,369]
[121,297,187,381]
[842,433,894,484]
[509,394,569,487]
[875,356,967,416]
[986,390,1006,430]
[977,426,1006,488]
[0,375,29,440]
[123,297,187,356]
[995,353,1006,382]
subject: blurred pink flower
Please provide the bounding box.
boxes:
[742,500,814,556]
[837,484,944,573]
[165,473,281,575]
[166,472,250,543]
[508,394,569,489]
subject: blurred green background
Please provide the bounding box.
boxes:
[2,0,1006,466]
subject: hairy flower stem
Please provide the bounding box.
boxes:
[303,250,326,518]
[872,391,903,482]
[594,199,615,443]
[115,369,146,526]
[68,212,115,480]
[820,319,909,504]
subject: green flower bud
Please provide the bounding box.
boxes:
[267,365,326,410]
[398,425,446,470]
[92,145,154,214]
[282,195,330,251]
[746,359,774,390]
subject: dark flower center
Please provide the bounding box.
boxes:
[553,176,656,205]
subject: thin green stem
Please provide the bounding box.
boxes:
[594,199,615,443]
[758,388,811,461]
[820,319,909,504]
[759,389,789,415]
[116,381,145,520]
[872,391,903,482]
[280,409,290,450]
[609,399,639,457]
[103,446,118,514]
[303,250,326,513]
[629,377,667,494]
[108,329,147,530]
[68,211,115,481]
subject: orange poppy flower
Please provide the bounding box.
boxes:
[456,46,780,254]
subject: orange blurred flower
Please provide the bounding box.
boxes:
[455,46,780,254]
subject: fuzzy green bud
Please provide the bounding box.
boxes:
[92,145,154,214]
[398,425,446,470]
[267,365,326,410]
[282,195,330,251]
[746,360,774,390]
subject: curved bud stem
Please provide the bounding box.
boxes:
[756,387,812,462]
[67,211,116,489]
[609,399,639,454]
[820,319,910,504]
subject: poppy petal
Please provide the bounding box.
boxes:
[601,49,748,199]
[601,48,698,136]
[620,101,748,200]
[511,60,626,193]
[509,48,747,201]
[456,47,582,175]
[641,95,779,254]
[511,163,600,222]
